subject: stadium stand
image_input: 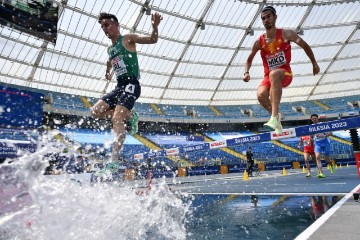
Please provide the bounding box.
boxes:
[49,92,88,112]
[134,102,160,118]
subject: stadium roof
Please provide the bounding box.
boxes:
[0,0,359,106]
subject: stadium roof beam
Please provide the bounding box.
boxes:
[238,0,348,7]
[3,33,360,69]
[209,2,265,104]
[159,0,216,102]
[122,0,358,31]
[115,78,360,92]
[130,0,151,33]
[26,0,68,87]
[58,22,360,52]
[294,0,315,35]
[64,4,131,32]
[307,22,360,100]
[132,64,360,81]
[0,55,103,83]
[1,39,359,86]
[0,72,103,95]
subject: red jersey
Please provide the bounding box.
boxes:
[301,136,314,153]
[259,29,292,76]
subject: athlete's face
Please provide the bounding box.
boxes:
[311,116,319,124]
[100,18,120,38]
[261,11,276,30]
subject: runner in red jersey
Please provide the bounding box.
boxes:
[298,135,317,177]
[243,6,320,135]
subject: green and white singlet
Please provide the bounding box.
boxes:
[108,35,140,83]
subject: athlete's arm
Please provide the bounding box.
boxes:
[284,30,320,76]
[297,137,303,148]
[126,12,162,44]
[243,40,260,82]
[105,59,112,81]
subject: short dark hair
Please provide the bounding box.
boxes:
[262,6,276,16]
[310,114,319,119]
[98,12,118,24]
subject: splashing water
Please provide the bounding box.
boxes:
[0,132,191,240]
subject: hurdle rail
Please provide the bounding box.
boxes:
[133,116,360,161]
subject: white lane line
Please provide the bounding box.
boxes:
[0,205,37,226]
[294,183,360,240]
[324,182,346,185]
[181,192,349,196]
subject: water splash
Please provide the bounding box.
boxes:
[0,132,191,240]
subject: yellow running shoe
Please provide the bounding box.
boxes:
[317,173,326,178]
[264,115,283,135]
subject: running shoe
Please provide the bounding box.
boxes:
[330,164,335,174]
[317,173,326,178]
[264,115,283,135]
[306,173,312,178]
[129,112,139,135]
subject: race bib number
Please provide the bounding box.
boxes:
[266,51,286,70]
[125,84,135,94]
[111,56,127,77]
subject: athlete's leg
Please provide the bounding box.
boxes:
[324,150,334,173]
[323,144,333,166]
[304,152,311,174]
[257,86,272,114]
[315,152,323,174]
[324,155,332,165]
[111,105,132,161]
[269,69,285,118]
[310,153,317,167]
[249,161,254,176]
[91,100,114,119]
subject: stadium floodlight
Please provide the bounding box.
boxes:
[246,29,254,36]
[197,22,205,30]
[297,29,304,35]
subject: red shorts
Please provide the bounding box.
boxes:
[304,146,315,155]
[260,70,293,89]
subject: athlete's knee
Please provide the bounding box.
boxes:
[90,102,107,118]
[90,107,99,117]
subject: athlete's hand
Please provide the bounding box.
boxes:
[243,72,250,82]
[312,62,320,76]
[152,12,163,28]
[105,72,112,81]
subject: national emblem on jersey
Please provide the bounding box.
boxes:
[259,29,292,76]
